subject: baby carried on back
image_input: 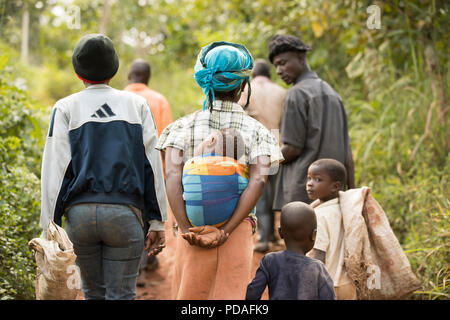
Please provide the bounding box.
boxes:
[182,128,250,228]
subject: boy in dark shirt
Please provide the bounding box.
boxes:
[246,201,336,300]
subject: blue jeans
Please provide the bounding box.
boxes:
[65,203,144,300]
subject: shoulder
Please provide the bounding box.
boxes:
[115,88,149,105]
[241,113,273,135]
[140,88,169,108]
[263,250,287,262]
[113,89,151,118]
[159,111,198,137]
[242,113,266,127]
[289,73,331,100]
[150,89,169,102]
[314,208,333,229]
[54,90,82,108]
[304,77,342,102]
[270,81,287,93]
[285,84,311,104]
[305,255,325,267]
[318,78,340,96]
[265,82,287,101]
[70,87,149,106]
[240,112,283,163]
[260,251,284,268]
[315,201,341,217]
[171,111,198,127]
[302,256,328,274]
[243,115,278,143]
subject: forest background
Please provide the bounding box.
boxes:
[0,0,448,300]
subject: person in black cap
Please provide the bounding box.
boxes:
[268,34,355,212]
[72,33,119,84]
[40,33,168,299]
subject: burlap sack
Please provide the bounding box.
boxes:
[28,221,80,300]
[338,187,422,299]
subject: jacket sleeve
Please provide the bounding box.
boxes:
[318,263,337,300]
[246,256,269,300]
[40,103,71,238]
[141,101,168,231]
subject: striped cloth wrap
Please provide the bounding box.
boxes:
[182,153,249,227]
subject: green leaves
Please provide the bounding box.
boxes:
[0,55,43,300]
[0,0,447,300]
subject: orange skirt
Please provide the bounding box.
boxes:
[171,220,253,299]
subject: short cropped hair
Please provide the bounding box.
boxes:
[310,158,347,186]
[128,59,151,84]
[268,34,312,63]
[252,59,271,79]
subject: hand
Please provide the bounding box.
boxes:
[182,225,229,248]
[214,228,229,247]
[146,230,166,257]
[190,225,224,248]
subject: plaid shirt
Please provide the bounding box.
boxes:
[156,100,284,168]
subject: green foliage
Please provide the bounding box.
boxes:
[0,55,45,300]
[0,0,448,299]
[346,44,449,299]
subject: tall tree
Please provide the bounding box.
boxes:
[20,3,29,63]
[99,0,111,34]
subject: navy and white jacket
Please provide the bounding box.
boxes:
[40,84,167,237]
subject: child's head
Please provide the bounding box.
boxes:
[279,202,317,254]
[194,128,245,161]
[306,158,347,202]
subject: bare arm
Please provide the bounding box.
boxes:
[281,144,302,164]
[164,147,192,234]
[164,147,225,247]
[220,155,270,236]
[311,248,326,264]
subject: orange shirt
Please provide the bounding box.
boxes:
[124,83,173,136]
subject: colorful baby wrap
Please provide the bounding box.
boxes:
[182,153,249,227]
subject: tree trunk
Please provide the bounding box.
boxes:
[99,0,111,35]
[21,6,29,63]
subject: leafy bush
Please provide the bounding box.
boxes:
[346,46,449,299]
[0,55,46,300]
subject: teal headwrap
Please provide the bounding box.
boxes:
[194,41,254,111]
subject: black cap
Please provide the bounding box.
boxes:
[268,34,312,63]
[72,34,119,82]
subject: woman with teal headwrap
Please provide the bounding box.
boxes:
[156,41,283,299]
[194,41,254,111]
